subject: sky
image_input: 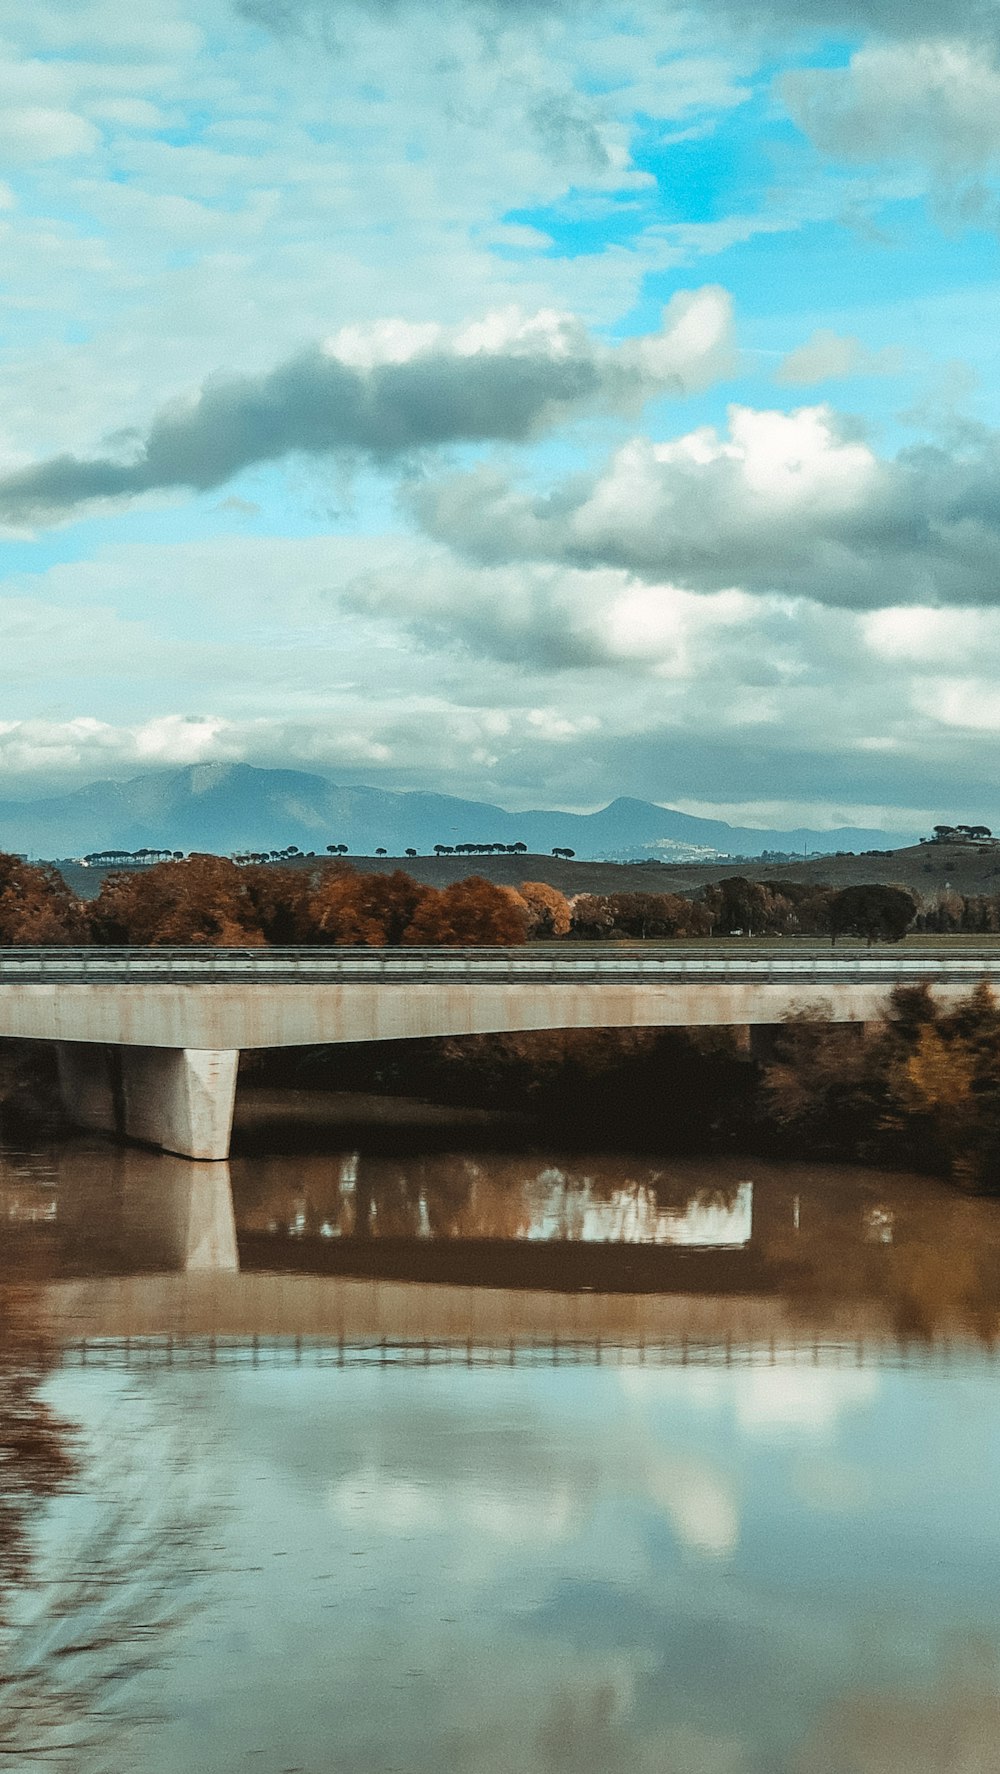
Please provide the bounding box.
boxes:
[3,0,1000,829]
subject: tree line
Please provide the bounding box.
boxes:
[3,851,999,947]
[0,853,537,946]
[763,983,1000,1190]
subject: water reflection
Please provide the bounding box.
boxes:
[232,1149,756,1247]
[6,1122,1000,1771]
[0,1144,237,1277]
[5,1137,1000,1348]
[32,1354,1000,1774]
[0,1282,215,1771]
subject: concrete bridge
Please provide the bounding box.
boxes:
[1,942,996,1161]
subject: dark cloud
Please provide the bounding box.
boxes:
[410,411,1000,610]
[235,0,574,27]
[0,350,595,524]
[235,0,1000,43]
[0,294,731,526]
[714,0,1000,42]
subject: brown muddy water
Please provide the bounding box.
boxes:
[4,1092,1000,1773]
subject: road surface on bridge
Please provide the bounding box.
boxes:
[1,942,1000,986]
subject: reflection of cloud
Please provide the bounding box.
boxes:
[645,1455,739,1557]
[735,1368,879,1437]
[328,1468,575,1544]
[619,1364,880,1442]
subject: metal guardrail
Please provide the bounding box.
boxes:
[0,944,999,986]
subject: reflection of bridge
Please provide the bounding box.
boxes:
[55,1331,986,1372]
[40,1275,996,1370]
[0,944,996,1159]
[8,1140,999,1361]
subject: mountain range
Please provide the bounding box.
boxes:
[0,764,918,862]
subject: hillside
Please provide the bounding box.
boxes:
[58,840,997,904]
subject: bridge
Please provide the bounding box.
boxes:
[0,942,995,1160]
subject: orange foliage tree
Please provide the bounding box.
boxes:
[306,868,433,945]
[0,854,87,946]
[88,855,266,946]
[403,876,529,946]
[519,881,571,939]
[239,864,314,944]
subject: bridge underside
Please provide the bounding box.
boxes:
[6,976,961,1160]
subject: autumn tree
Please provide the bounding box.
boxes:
[307,868,433,945]
[881,983,1000,1186]
[759,880,836,936]
[240,863,314,944]
[762,1015,888,1159]
[607,891,712,939]
[402,876,529,946]
[519,881,571,939]
[568,894,616,939]
[88,855,266,946]
[0,854,88,946]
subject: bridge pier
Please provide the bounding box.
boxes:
[55,1043,239,1161]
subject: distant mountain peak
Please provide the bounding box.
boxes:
[0,765,918,862]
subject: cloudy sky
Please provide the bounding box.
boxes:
[3,0,1000,828]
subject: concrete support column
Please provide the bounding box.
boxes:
[55,1042,119,1136]
[120,1048,239,1161]
[56,1043,239,1161]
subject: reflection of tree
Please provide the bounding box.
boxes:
[0,1288,213,1771]
[798,1652,1000,1774]
[231,1150,749,1245]
[757,1170,1000,1343]
[0,1286,76,1619]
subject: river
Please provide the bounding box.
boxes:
[3,1095,1000,1772]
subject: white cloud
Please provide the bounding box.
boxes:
[0,0,753,463]
[862,605,1000,665]
[777,329,905,385]
[0,105,99,160]
[3,527,998,823]
[345,553,754,673]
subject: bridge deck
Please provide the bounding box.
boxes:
[1,942,1000,985]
